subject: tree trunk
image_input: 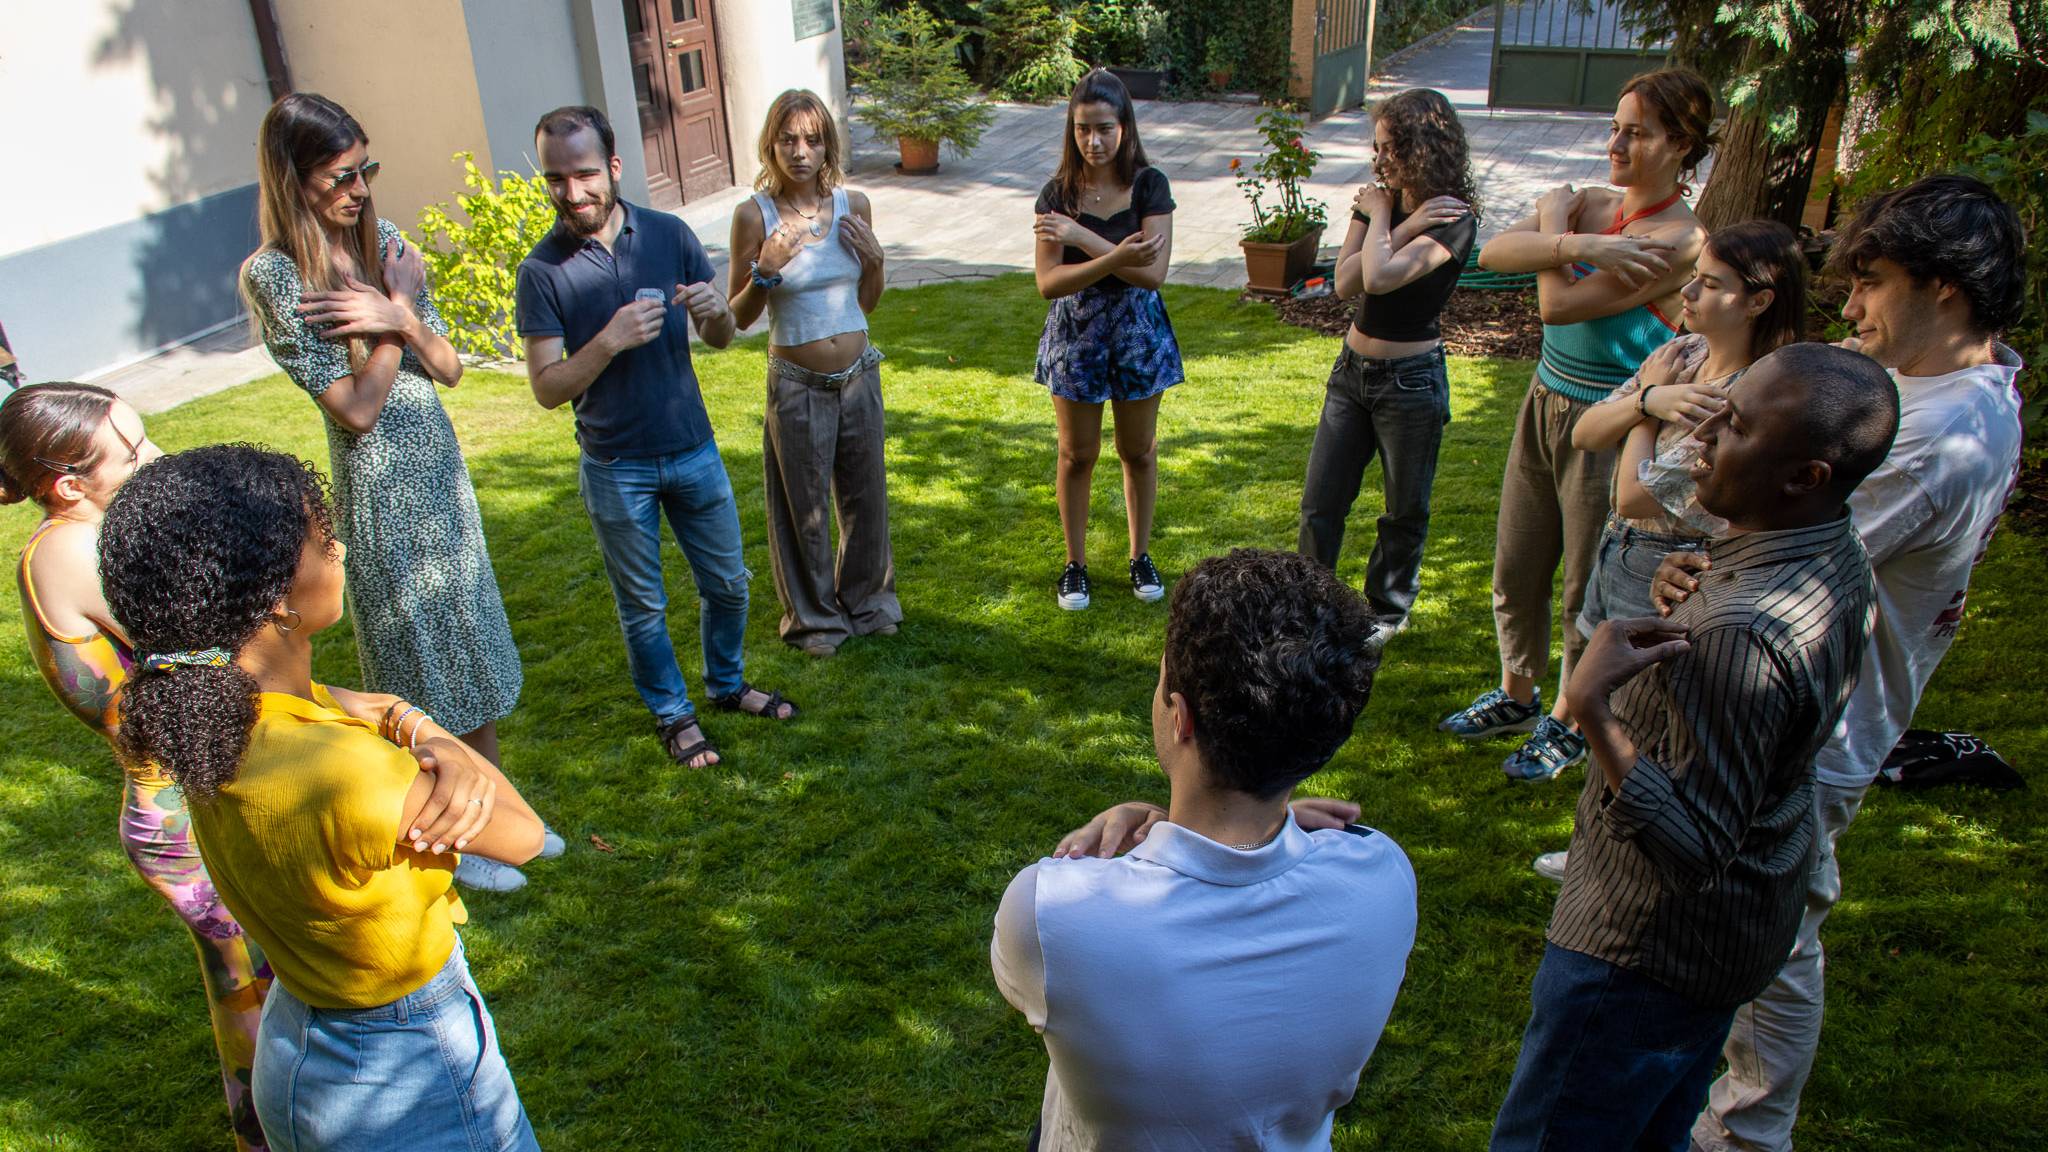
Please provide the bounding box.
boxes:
[1695,21,1849,232]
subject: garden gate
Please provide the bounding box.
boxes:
[1311,0,1376,117]
[1487,0,1670,112]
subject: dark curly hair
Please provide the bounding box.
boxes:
[1374,88,1479,220]
[1828,174,2027,337]
[1162,549,1382,799]
[98,445,335,799]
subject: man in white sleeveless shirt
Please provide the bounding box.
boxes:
[991,548,1416,1151]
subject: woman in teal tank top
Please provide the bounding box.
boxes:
[1441,69,1714,783]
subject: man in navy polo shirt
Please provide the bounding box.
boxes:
[517,105,796,768]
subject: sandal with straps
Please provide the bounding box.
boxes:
[710,681,799,721]
[657,714,720,768]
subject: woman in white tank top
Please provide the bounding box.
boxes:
[729,90,901,657]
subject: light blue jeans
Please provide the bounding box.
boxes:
[578,439,751,727]
[252,937,539,1151]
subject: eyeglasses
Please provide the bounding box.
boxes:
[324,160,381,191]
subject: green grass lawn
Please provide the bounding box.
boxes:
[1,275,2042,1151]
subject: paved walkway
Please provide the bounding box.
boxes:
[102,7,1612,412]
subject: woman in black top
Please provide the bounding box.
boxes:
[1297,87,1477,632]
[1032,69,1182,611]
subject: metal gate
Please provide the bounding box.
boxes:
[1312,0,1374,117]
[1487,0,1670,112]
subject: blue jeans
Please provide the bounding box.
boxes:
[252,937,539,1152]
[1297,345,1450,619]
[1577,518,1705,639]
[1491,944,1737,1152]
[579,439,750,726]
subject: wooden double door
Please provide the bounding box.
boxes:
[624,0,733,207]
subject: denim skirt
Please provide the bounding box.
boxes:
[1577,517,1705,638]
[251,935,539,1152]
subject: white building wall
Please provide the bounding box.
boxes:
[711,1,850,190]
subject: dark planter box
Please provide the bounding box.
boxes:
[1108,67,1167,99]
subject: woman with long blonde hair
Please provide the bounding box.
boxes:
[728,89,898,657]
[241,93,547,890]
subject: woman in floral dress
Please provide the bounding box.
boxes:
[240,94,522,762]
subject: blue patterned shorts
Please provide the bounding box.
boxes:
[1034,282,1184,403]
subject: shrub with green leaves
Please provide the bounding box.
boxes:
[415,154,558,360]
[1076,0,1167,67]
[983,0,1088,102]
[853,6,994,154]
[1234,108,1327,244]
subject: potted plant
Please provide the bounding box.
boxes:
[1079,0,1169,99]
[1234,108,1327,295]
[851,6,994,174]
[1203,38,1234,91]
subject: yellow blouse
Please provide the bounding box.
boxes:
[187,684,468,1009]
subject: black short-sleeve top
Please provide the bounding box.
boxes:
[1034,167,1176,289]
[1350,201,1477,343]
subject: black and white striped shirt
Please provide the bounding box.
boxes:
[1549,516,1875,1007]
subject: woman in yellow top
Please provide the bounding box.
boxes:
[1,382,273,1150]
[95,443,546,1152]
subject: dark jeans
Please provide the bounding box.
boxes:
[1297,344,1450,618]
[1491,944,1737,1152]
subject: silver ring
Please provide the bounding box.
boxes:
[468,798,485,807]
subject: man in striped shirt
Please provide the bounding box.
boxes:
[1490,343,1901,1152]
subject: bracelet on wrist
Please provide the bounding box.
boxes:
[1637,385,1654,417]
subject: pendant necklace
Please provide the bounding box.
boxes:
[786,196,824,238]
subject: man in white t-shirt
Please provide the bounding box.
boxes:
[1652,175,2029,1152]
[991,548,1416,1151]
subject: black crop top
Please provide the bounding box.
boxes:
[1350,202,1476,343]
[1034,167,1177,289]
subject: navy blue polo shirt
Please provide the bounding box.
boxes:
[515,200,718,458]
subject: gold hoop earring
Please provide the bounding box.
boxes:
[274,608,303,635]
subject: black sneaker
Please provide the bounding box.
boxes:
[1130,553,1165,602]
[1438,686,1543,738]
[1057,562,1091,611]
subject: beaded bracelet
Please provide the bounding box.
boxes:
[385,704,423,746]
[403,709,433,751]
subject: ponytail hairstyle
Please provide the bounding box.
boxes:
[1703,220,1808,362]
[1373,88,1480,220]
[1618,68,1718,192]
[240,93,387,371]
[98,445,335,799]
[0,382,118,509]
[1052,68,1148,215]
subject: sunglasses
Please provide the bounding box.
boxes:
[323,160,381,191]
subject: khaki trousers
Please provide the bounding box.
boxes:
[762,353,902,651]
[1491,378,1616,689]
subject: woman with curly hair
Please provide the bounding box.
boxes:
[1298,87,1478,635]
[728,88,899,657]
[1031,68,1182,611]
[98,444,545,1151]
[2,384,271,1151]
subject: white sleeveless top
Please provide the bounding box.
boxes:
[753,186,867,346]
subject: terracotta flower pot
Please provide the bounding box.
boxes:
[897,137,940,175]
[1240,228,1323,297]
[1208,68,1232,90]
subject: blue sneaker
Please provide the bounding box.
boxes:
[1503,717,1587,781]
[1439,687,1543,738]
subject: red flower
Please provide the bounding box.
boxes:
[1291,136,1304,149]
[1229,157,1241,171]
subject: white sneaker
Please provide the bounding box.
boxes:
[537,826,566,860]
[1532,850,1568,883]
[454,855,528,893]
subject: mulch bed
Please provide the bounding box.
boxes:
[1268,286,1545,360]
[2008,451,2048,536]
